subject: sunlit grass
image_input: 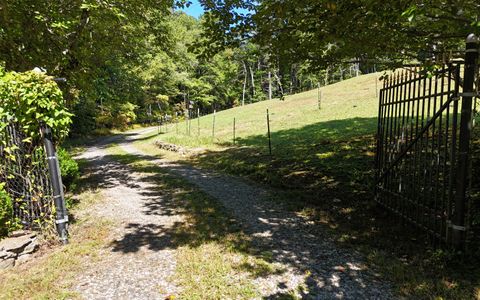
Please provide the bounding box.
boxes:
[0,190,111,300]
[127,73,480,299]
[159,72,381,149]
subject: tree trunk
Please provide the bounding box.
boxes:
[249,64,255,99]
[274,71,284,100]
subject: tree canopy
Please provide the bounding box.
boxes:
[2,1,478,133]
[199,0,480,68]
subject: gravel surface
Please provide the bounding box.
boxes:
[74,131,183,299]
[75,127,394,299]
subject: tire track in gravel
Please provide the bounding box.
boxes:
[114,128,395,299]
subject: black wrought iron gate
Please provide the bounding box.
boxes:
[374,35,479,249]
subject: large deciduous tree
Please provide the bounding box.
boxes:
[198,0,480,68]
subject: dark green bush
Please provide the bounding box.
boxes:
[0,183,13,238]
[57,148,79,190]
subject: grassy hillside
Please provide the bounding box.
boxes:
[163,72,380,149]
[133,72,480,299]
[156,73,380,194]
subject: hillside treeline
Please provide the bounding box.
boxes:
[1,1,367,135]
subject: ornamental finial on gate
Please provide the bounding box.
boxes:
[466,33,479,44]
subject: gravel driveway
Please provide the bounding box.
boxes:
[74,127,394,299]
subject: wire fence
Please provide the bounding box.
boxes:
[0,121,54,229]
[156,65,479,250]
[160,74,383,152]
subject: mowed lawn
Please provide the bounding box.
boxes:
[135,72,480,299]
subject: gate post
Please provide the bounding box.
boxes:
[452,34,478,249]
[41,125,69,244]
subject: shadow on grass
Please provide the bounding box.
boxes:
[187,117,480,299]
[73,120,480,298]
[74,131,394,298]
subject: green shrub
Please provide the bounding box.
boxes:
[57,148,79,191]
[0,68,73,145]
[0,183,13,238]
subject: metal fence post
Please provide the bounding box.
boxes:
[41,126,68,244]
[233,117,236,145]
[267,109,272,155]
[452,33,478,249]
[197,108,200,136]
[317,83,321,110]
[212,109,216,142]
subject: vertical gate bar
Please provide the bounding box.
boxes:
[390,72,399,209]
[380,78,388,200]
[408,69,418,218]
[393,72,401,210]
[403,69,412,218]
[403,69,413,216]
[413,69,423,223]
[395,71,402,147]
[375,87,384,185]
[377,87,383,178]
[422,75,433,230]
[428,71,440,234]
[390,72,398,210]
[447,65,461,242]
[384,76,393,202]
[452,34,479,249]
[387,75,394,167]
[416,72,427,224]
[433,65,447,241]
[387,74,396,207]
[441,65,453,240]
[380,79,388,177]
[380,84,387,173]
